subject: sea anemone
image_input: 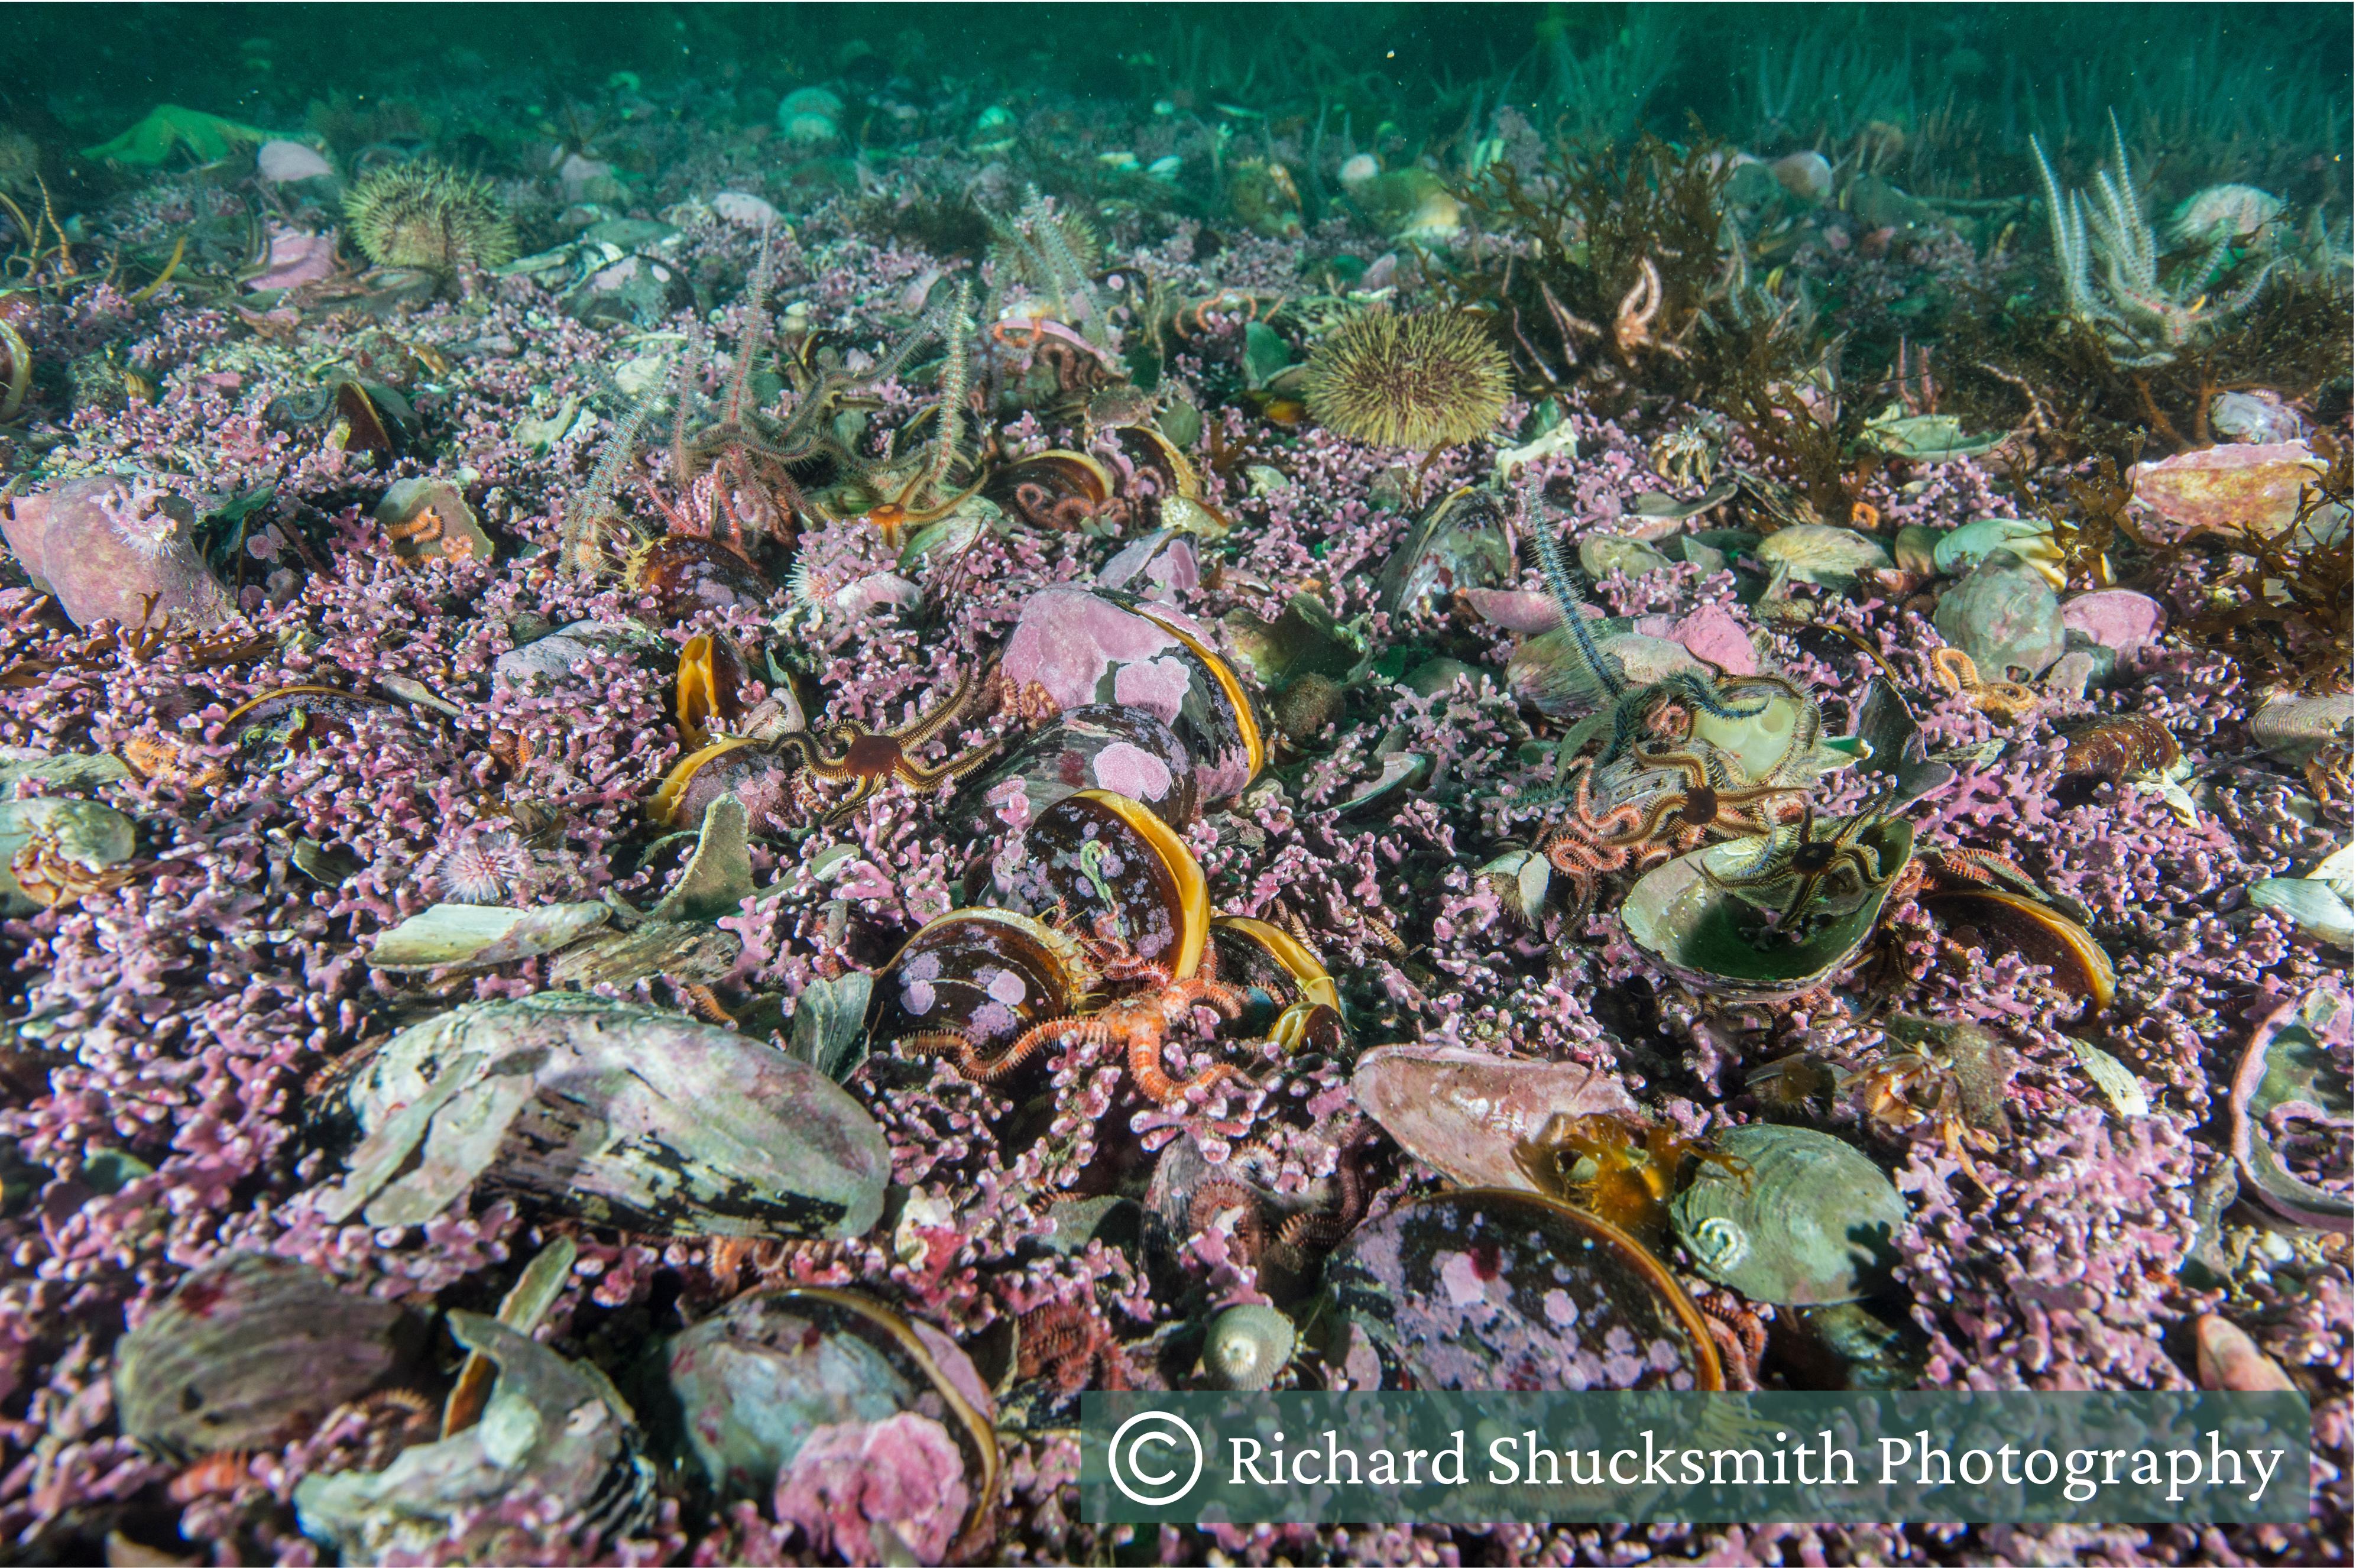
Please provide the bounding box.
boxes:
[343,161,518,274]
[1304,309,1512,451]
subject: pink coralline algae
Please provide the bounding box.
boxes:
[0,34,2347,1568]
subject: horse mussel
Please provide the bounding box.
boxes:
[294,1313,654,1563]
[115,1253,417,1459]
[314,993,890,1237]
[1325,1187,1725,1391]
[999,587,1266,806]
[1622,817,1917,1002]
[652,1286,999,1548]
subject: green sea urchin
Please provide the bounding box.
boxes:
[1304,309,1512,451]
[343,162,517,275]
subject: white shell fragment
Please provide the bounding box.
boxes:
[2071,1041,2151,1119]
[368,901,611,971]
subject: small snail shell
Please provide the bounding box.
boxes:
[1202,1303,1295,1391]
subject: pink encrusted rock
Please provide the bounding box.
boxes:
[1667,603,1758,675]
[711,190,780,228]
[2060,589,2167,656]
[2130,440,2328,539]
[248,227,339,291]
[772,1413,970,1566]
[1,475,233,630]
[1461,587,1563,633]
[256,138,333,183]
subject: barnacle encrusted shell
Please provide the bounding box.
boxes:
[1350,1046,1638,1191]
[1202,1303,1297,1390]
[868,908,1096,1059]
[1620,819,1914,1003]
[657,1287,998,1516]
[316,993,889,1237]
[1326,1188,1722,1391]
[1670,1123,1907,1306]
[115,1253,409,1457]
[1010,789,1211,978]
[294,1313,652,1563]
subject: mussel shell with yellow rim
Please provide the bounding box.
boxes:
[952,702,1201,831]
[1210,914,1344,1051]
[1326,1187,1723,1391]
[866,908,1098,1060]
[1127,597,1265,802]
[999,587,1265,805]
[647,735,786,830]
[1377,485,1515,621]
[673,632,747,750]
[985,449,1116,535]
[222,685,402,757]
[1919,886,2116,1014]
[1007,789,1210,979]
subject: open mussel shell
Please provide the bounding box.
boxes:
[1326,1188,1723,1391]
[1685,675,1830,788]
[955,702,1200,830]
[316,994,889,1237]
[1210,914,1345,1049]
[655,1286,999,1522]
[294,1312,652,1564]
[1000,587,1265,804]
[986,449,1117,534]
[648,736,788,830]
[1670,1124,1907,1306]
[1621,820,1915,1002]
[1349,1046,1638,1191]
[674,631,748,749]
[2229,988,2354,1232]
[115,1252,413,1457]
[1011,789,1210,978]
[867,908,1096,1060]
[1378,485,1514,620]
[1920,886,2116,1013]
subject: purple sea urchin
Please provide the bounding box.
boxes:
[1304,309,1513,451]
[342,161,517,274]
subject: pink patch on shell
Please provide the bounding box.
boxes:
[1090,740,1174,801]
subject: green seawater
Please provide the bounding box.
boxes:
[7,2,2348,203]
